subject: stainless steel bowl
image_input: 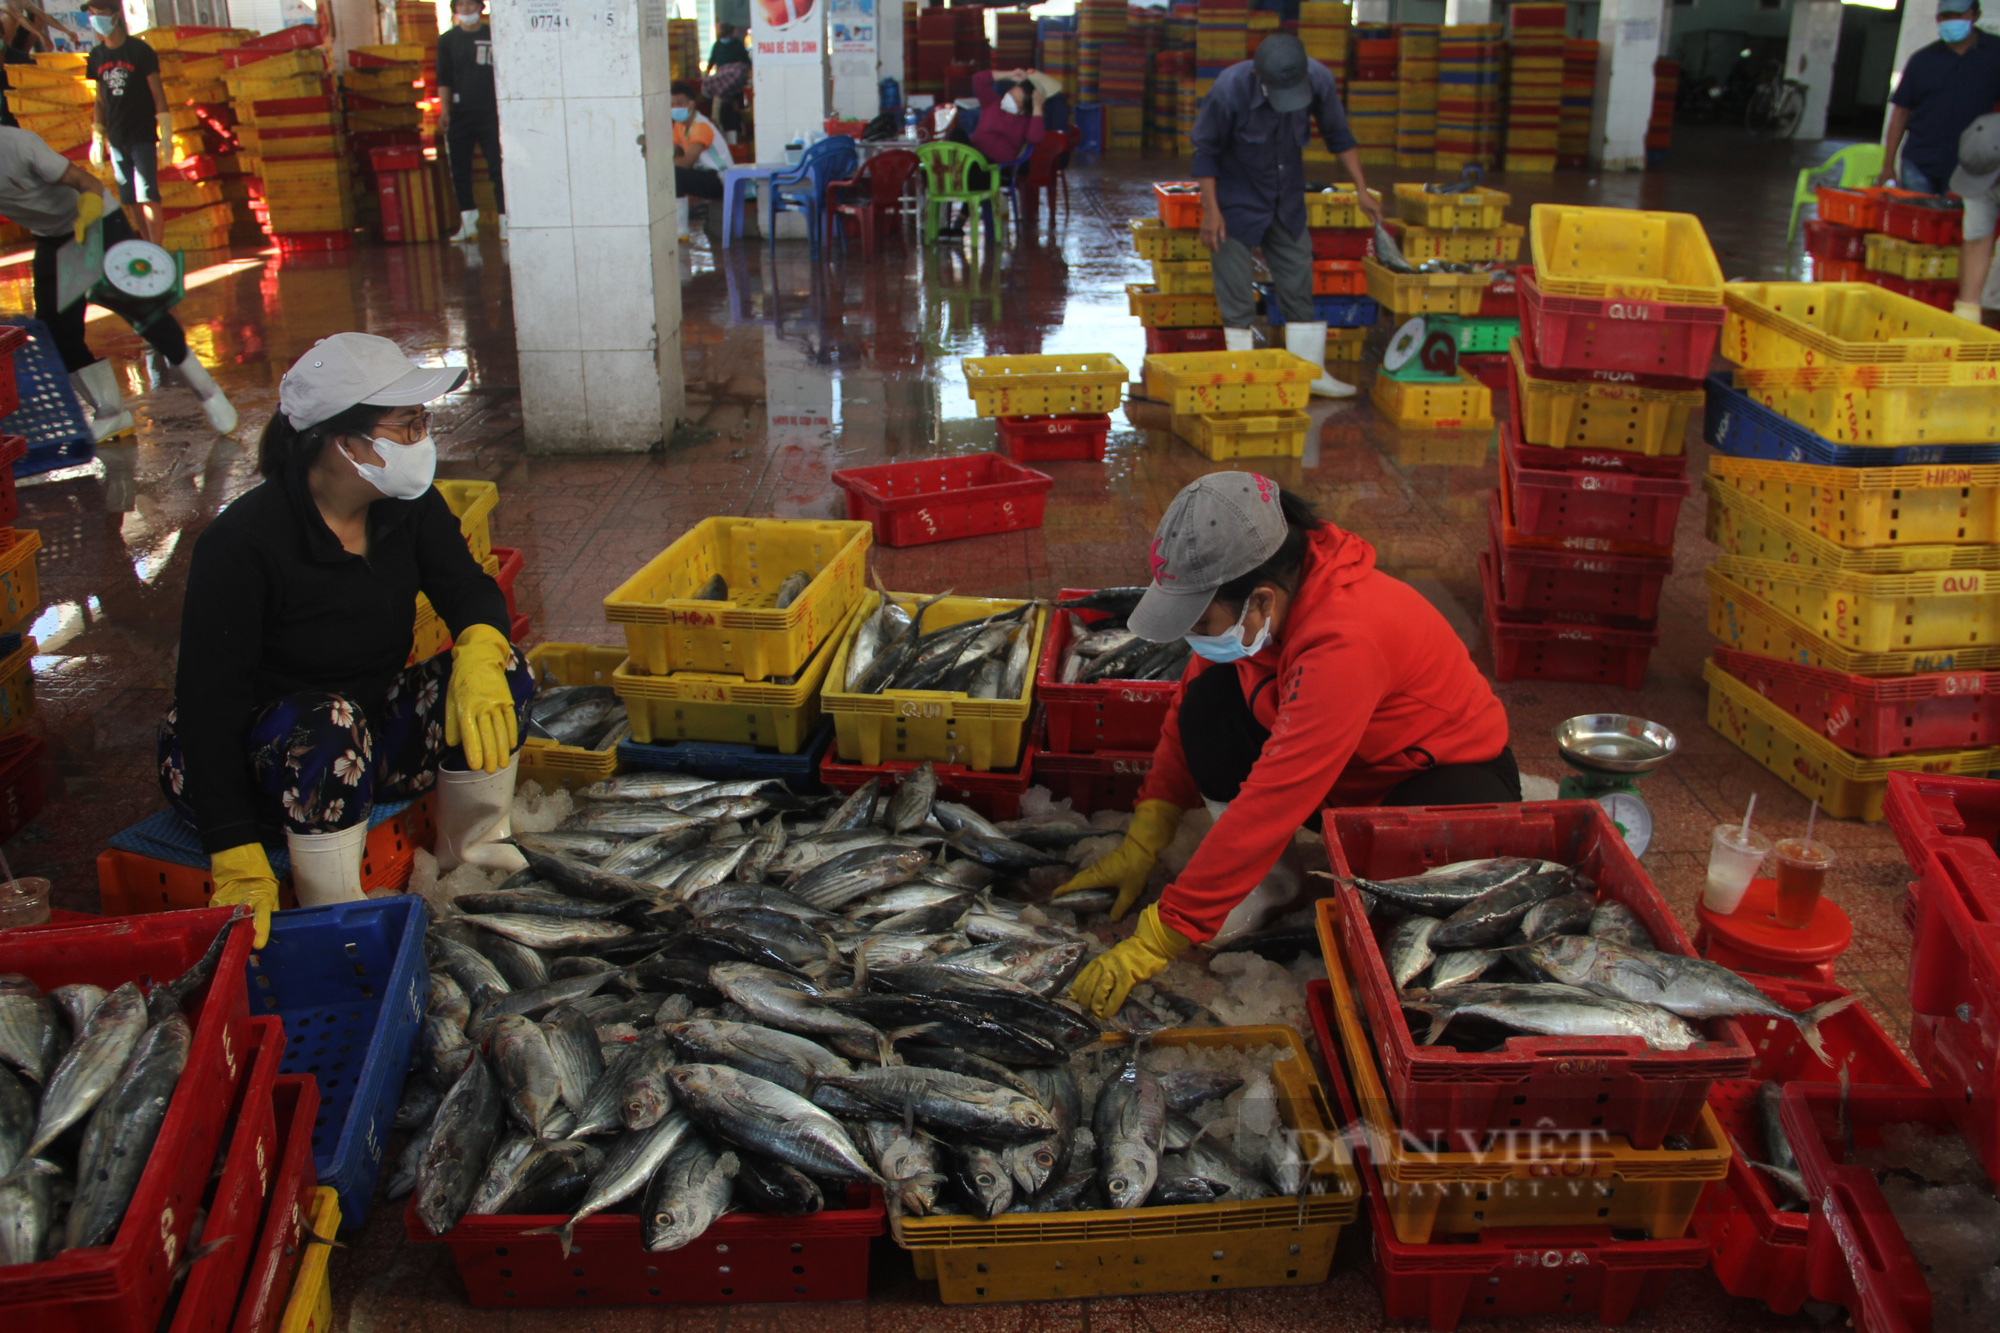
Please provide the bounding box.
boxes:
[1552,714,1678,775]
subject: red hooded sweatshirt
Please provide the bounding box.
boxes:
[1139,523,1511,945]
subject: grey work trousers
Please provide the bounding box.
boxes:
[1211,216,1317,330]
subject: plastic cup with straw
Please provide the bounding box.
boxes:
[1773,799,1835,929]
[1705,791,1771,915]
[0,839,50,927]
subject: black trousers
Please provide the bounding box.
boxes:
[1177,662,1522,807]
[446,113,505,214]
[675,166,724,200]
[32,209,187,373]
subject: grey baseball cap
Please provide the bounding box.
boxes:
[1129,472,1289,642]
[1254,33,1314,115]
[279,333,466,430]
[1954,113,2000,199]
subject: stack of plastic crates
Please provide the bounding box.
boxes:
[1703,283,2000,819]
[1646,60,1678,166]
[222,28,350,249]
[1395,23,1438,169]
[1486,204,1713,688]
[1806,183,1964,307]
[1347,24,1398,167]
[1132,183,1225,351]
[973,350,1122,465]
[1,49,93,160]
[1193,0,1247,98]
[1143,349,1316,459]
[1435,23,1503,171]
[1504,3,1566,172]
[1298,2,1350,77]
[1366,184,1516,429]
[1559,40,1598,167]
[1310,802,1746,1331]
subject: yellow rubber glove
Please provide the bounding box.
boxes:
[445,623,518,774]
[1052,798,1181,920]
[73,190,106,245]
[210,843,279,947]
[1068,905,1193,1019]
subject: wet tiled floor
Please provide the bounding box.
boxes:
[1,127,1922,1328]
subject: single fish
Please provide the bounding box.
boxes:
[488,1013,565,1138]
[414,1057,506,1237]
[729,1152,822,1216]
[1336,858,1560,915]
[643,1133,739,1249]
[569,1029,670,1139]
[30,981,148,1156]
[1589,900,1658,951]
[0,975,54,1084]
[463,914,635,951]
[773,569,812,610]
[1428,948,1504,989]
[0,1158,60,1265]
[65,1015,192,1249]
[667,1063,881,1183]
[515,830,631,860]
[543,1112,694,1255]
[709,962,889,1064]
[0,1065,32,1176]
[789,846,933,911]
[860,1118,944,1217]
[48,984,108,1047]
[618,1035,681,1131]
[1758,1079,1797,1172]
[1158,1069,1243,1116]
[1521,891,1599,942]
[694,572,728,600]
[952,1142,1015,1219]
[1406,982,1705,1051]
[886,762,939,834]
[457,887,631,920]
[1387,916,1440,991]
[428,973,471,1030]
[661,1017,852,1094]
[395,1077,444,1133]
[429,935,513,1007]
[1428,871,1577,949]
[817,780,881,835]
[477,931,551,991]
[581,772,720,802]
[814,1065,1057,1145]
[540,1007,606,1117]
[1054,588,1146,617]
[1095,1041,1164,1209]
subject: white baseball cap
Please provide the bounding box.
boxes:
[278,333,466,430]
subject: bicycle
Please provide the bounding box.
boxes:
[1744,60,1808,138]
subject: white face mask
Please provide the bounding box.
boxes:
[347,434,436,500]
[456,10,482,28]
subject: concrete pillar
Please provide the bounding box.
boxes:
[752,0,829,164]
[1353,0,1390,24]
[1443,0,1492,26]
[1888,4,1940,111]
[828,0,878,119]
[323,0,378,64]
[878,0,903,102]
[491,0,686,454]
[1589,0,1664,171]
[1785,0,1842,140]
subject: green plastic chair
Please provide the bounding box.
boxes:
[917,141,1007,248]
[1788,143,1885,244]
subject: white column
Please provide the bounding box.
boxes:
[1785,0,1842,140]
[828,0,878,119]
[323,0,378,64]
[878,0,904,101]
[491,0,686,454]
[1443,0,1492,25]
[1888,5,1940,116]
[752,0,829,164]
[1589,0,1664,171]
[1353,0,1390,24]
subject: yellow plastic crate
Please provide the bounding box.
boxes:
[1329,326,1368,358]
[1127,283,1223,328]
[610,600,858,751]
[1142,350,1316,413]
[0,529,41,635]
[1169,409,1311,459]
[1362,256,1491,315]
[1732,361,2000,447]
[1705,567,2000,676]
[962,354,1127,417]
[1130,218,1208,261]
[1305,184,1384,228]
[1704,477,2000,573]
[1713,553,2000,653]
[896,1024,1360,1304]
[1709,453,2000,548]
[602,517,873,680]
[822,591,1044,771]
[1393,221,1523,263]
[435,479,498,564]
[277,1188,339,1333]
[1150,258,1214,294]
[520,643,627,790]
[1722,283,2000,367]
[1369,368,1493,429]
[1393,181,1510,230]
[1705,660,2000,822]
[0,636,36,739]
[1529,203,1724,305]
[1509,338,1696,455]
[1864,234,1960,283]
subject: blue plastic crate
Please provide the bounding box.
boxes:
[107,798,416,876]
[0,318,94,473]
[246,896,426,1230]
[617,716,833,791]
[1260,291,1380,329]
[1704,374,2000,466]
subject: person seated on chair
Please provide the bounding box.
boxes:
[1880,0,2000,205]
[936,67,1045,238]
[672,80,732,237]
[160,333,534,946]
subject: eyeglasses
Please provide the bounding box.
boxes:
[378,409,432,440]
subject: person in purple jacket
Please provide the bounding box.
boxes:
[937,67,1046,238]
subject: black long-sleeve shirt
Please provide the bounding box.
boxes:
[435,22,496,119]
[173,468,508,852]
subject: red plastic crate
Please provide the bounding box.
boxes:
[408,1187,886,1306]
[1032,744,1152,815]
[1486,492,1670,622]
[272,230,354,254]
[490,545,524,625]
[1037,587,1181,754]
[1816,185,1887,231]
[1903,839,2000,1184]
[0,731,43,841]
[1519,266,1724,380]
[168,1016,286,1333]
[1802,217,1868,263]
[1320,800,1751,1147]
[1482,551,1657,687]
[0,327,27,421]
[1144,326,1227,353]
[830,452,1053,548]
[1878,193,1964,247]
[1460,352,1510,400]
[1883,771,2000,869]
[0,910,254,1333]
[995,414,1111,463]
[1505,333,1691,478]
[1714,649,2000,758]
[1864,269,1957,311]
[1813,257,1866,283]
[819,747,1035,821]
[1501,419,1689,547]
[1780,1081,1956,1333]
[228,1076,321,1333]
[1312,259,1366,295]
[1311,226,1374,260]
[1477,268,1519,318]
[1154,181,1202,229]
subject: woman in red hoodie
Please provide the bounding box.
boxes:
[1062,472,1517,1018]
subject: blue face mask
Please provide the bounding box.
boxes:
[1942,18,1975,42]
[1185,599,1273,664]
[89,14,117,34]
[672,106,692,122]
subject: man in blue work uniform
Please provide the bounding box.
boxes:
[1192,32,1384,399]
[1880,0,2000,199]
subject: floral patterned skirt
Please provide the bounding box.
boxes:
[157,649,536,837]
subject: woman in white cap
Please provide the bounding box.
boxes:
[156,333,531,943]
[1058,473,1516,1019]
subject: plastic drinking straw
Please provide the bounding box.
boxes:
[1804,799,1818,847]
[1739,793,1756,843]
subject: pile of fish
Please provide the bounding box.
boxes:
[1337,856,1853,1057]
[1052,588,1192,685]
[526,686,628,753]
[396,762,1310,1252]
[840,576,1037,700]
[0,924,234,1266]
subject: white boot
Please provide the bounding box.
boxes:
[1223,327,1256,352]
[450,208,479,242]
[677,198,692,241]
[1283,319,1357,399]
[287,822,368,907]
[172,353,238,435]
[497,214,509,242]
[436,754,528,875]
[70,360,134,442]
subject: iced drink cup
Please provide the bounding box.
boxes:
[1772,837,1835,929]
[1705,824,1771,914]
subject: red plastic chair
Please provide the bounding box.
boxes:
[828,149,922,259]
[1015,131,1072,227]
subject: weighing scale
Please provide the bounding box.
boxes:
[55,226,185,337]
[1552,714,1678,856]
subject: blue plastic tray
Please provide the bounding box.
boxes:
[1704,374,2000,466]
[0,318,95,472]
[617,716,832,791]
[1261,291,1380,329]
[247,896,426,1230]
[106,798,416,876]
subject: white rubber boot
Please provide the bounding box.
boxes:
[1224,327,1256,352]
[450,208,479,242]
[287,822,368,907]
[70,360,134,442]
[1197,796,1305,948]
[1283,319,1357,399]
[677,198,692,241]
[436,754,528,875]
[497,214,509,242]
[172,353,238,435]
